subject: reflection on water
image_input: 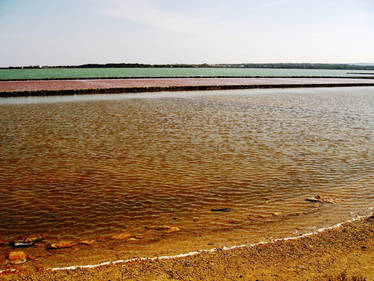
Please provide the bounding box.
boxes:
[1,87,374,260]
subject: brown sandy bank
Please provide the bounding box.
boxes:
[2,215,374,281]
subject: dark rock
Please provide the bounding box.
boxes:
[305,195,341,204]
[210,208,231,212]
[367,215,374,221]
[145,226,180,232]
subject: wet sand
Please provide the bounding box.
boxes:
[1,77,374,96]
[2,215,374,280]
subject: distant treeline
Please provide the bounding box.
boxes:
[3,63,374,70]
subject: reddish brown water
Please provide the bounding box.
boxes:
[1,87,374,267]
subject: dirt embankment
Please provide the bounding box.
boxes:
[1,77,374,97]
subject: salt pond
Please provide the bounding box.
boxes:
[1,87,374,267]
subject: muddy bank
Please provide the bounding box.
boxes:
[1,77,374,97]
[2,215,374,280]
[2,83,374,98]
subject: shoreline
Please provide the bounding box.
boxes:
[1,77,374,97]
[3,213,374,280]
[48,215,364,272]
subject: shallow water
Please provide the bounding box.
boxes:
[1,87,374,265]
[1,67,374,80]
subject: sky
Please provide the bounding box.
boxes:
[0,0,373,67]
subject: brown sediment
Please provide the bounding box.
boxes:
[1,77,374,97]
[2,216,374,280]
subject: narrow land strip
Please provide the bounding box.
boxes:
[1,77,374,97]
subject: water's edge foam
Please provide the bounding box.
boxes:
[47,213,370,272]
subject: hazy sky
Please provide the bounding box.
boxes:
[0,0,373,66]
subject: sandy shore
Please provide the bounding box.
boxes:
[1,77,374,97]
[2,215,373,280]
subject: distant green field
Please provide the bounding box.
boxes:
[0,68,373,80]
